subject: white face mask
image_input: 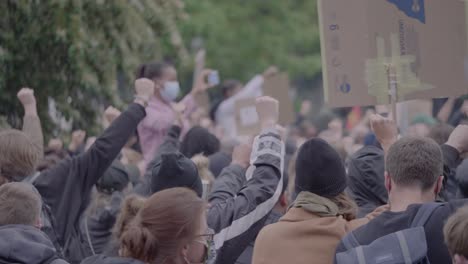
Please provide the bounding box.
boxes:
[160,81,180,102]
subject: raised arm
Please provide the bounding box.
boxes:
[208,96,285,264]
[441,125,468,200]
[18,88,44,160]
[34,78,154,244]
[208,144,250,204]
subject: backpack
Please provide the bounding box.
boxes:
[336,203,443,264]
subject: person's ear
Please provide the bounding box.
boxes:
[152,78,163,91]
[34,217,43,229]
[453,254,468,264]
[279,193,288,212]
[435,176,444,195]
[384,171,392,193]
[181,243,190,260]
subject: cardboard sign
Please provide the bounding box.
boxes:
[263,73,296,125]
[234,98,261,136]
[319,0,468,107]
[234,72,296,136]
[193,49,211,113]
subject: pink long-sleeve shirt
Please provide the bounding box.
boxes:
[138,94,196,165]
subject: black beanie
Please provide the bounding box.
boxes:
[295,138,347,198]
[150,152,203,197]
[96,160,130,194]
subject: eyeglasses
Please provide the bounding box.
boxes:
[192,228,215,263]
[194,228,214,246]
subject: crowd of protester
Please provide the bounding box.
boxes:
[1,61,468,264]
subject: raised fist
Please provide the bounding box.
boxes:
[17,88,36,106]
[446,125,468,154]
[104,106,121,124]
[370,114,398,146]
[232,143,252,169]
[134,78,155,100]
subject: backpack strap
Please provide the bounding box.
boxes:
[396,231,412,264]
[410,203,443,228]
[84,217,96,255]
[342,231,360,251]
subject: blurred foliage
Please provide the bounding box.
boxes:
[166,0,322,85]
[0,0,185,136]
[1,0,321,137]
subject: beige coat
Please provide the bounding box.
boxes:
[252,207,382,264]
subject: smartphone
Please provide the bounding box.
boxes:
[207,71,220,86]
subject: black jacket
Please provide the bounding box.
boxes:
[347,146,387,218]
[440,144,463,201]
[33,103,146,263]
[81,255,143,264]
[235,210,283,264]
[81,192,124,255]
[0,224,68,264]
[208,129,284,264]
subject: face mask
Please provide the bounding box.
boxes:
[185,229,217,264]
[160,81,180,102]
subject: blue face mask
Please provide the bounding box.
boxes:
[160,81,180,102]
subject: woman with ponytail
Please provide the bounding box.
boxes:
[136,62,214,166]
[81,187,214,264]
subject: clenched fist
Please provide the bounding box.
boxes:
[232,143,252,169]
[17,88,37,116]
[370,114,398,152]
[134,78,154,104]
[104,106,121,124]
[446,125,468,154]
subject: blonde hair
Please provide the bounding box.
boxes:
[0,129,39,183]
[444,206,468,258]
[191,154,214,196]
[329,192,358,221]
[114,195,146,240]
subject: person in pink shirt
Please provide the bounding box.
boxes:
[136,61,212,166]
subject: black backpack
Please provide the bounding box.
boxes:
[336,203,443,264]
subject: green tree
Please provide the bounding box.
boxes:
[165,0,322,84]
[0,0,185,136]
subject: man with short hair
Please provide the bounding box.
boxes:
[444,206,468,264]
[335,115,468,263]
[0,182,68,264]
[0,79,154,263]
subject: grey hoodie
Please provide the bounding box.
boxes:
[0,224,68,264]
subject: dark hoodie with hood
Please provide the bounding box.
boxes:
[0,224,68,264]
[347,146,388,218]
[80,255,143,264]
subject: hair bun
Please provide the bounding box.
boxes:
[120,222,159,262]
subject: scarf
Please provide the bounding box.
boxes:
[291,191,339,217]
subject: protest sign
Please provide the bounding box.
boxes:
[193,49,211,112]
[234,72,295,136]
[235,97,261,136]
[318,0,468,107]
[263,73,296,125]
